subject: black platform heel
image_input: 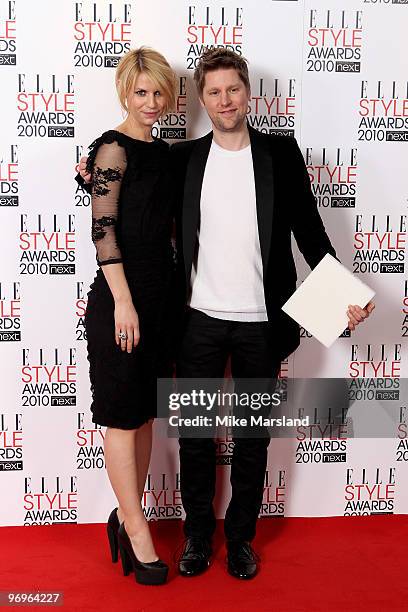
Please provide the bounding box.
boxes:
[107,507,120,563]
[117,522,168,585]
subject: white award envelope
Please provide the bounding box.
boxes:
[282,254,375,348]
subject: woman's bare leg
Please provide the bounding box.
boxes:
[104,425,157,562]
[134,419,153,501]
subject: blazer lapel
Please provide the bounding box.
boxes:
[248,125,275,273]
[182,131,213,284]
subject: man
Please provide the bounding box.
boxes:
[78,48,374,580]
[170,48,373,580]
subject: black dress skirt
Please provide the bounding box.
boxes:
[83,130,175,429]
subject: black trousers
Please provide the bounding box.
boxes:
[177,308,281,542]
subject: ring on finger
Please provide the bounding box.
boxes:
[118,331,128,341]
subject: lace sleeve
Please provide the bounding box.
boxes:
[89,141,127,266]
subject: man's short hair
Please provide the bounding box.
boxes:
[193,48,250,96]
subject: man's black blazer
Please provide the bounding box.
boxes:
[171,124,337,362]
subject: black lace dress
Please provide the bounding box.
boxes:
[83,130,175,429]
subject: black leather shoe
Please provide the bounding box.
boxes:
[178,537,212,577]
[227,541,259,580]
[107,507,120,563]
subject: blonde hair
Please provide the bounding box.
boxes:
[116,47,177,115]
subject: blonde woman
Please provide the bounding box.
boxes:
[81,48,177,585]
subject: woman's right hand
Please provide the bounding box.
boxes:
[114,299,140,353]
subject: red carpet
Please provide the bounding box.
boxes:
[1,516,406,611]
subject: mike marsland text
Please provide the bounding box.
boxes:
[168,415,310,428]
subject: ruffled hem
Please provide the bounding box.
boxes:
[87,342,158,429]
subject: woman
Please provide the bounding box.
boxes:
[80,47,177,586]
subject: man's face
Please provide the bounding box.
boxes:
[199,67,250,132]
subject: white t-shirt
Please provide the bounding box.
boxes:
[189,139,268,322]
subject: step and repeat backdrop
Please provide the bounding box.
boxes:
[1,0,408,526]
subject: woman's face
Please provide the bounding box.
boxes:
[126,72,167,127]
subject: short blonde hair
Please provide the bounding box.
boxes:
[116,47,177,115]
